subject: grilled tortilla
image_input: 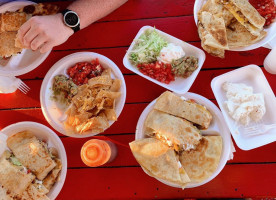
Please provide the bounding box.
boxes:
[17,3,60,16]
[221,0,265,36]
[179,136,222,183]
[198,11,229,50]
[0,151,35,198]
[43,158,62,191]
[154,91,213,129]
[227,20,267,48]
[145,110,201,151]
[0,12,29,33]
[21,183,50,200]
[129,138,190,188]
[0,32,23,58]
[0,185,13,200]
[7,131,57,180]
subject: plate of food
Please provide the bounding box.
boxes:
[0,1,59,76]
[123,26,205,94]
[211,65,276,150]
[130,91,231,189]
[0,121,67,200]
[194,0,276,58]
[40,52,126,138]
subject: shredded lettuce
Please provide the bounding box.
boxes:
[129,29,168,65]
[10,156,22,166]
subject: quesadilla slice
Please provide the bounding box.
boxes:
[43,158,62,191]
[0,12,29,33]
[198,11,229,50]
[7,131,57,180]
[0,185,13,200]
[221,0,265,36]
[21,183,50,200]
[145,110,201,151]
[154,91,213,129]
[179,136,222,183]
[129,138,190,188]
[0,32,23,58]
[17,3,60,16]
[227,20,267,48]
[0,151,35,199]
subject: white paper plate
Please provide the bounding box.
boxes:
[135,92,231,188]
[193,0,276,51]
[211,65,276,150]
[123,26,205,94]
[1,121,67,200]
[40,52,126,138]
[0,1,51,76]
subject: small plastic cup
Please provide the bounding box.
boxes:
[264,48,276,74]
[81,139,117,167]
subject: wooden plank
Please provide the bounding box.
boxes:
[62,134,276,168]
[18,46,270,80]
[57,164,276,199]
[2,68,275,109]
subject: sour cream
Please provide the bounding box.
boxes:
[223,82,266,125]
[157,43,185,64]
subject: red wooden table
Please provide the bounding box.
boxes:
[1,0,276,199]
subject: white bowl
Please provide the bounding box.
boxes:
[0,1,51,76]
[123,26,206,94]
[193,0,276,51]
[211,65,276,150]
[40,52,126,138]
[135,92,231,188]
[1,121,67,200]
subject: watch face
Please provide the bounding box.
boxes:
[65,11,79,27]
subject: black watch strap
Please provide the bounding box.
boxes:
[61,9,80,33]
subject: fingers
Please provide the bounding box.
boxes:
[22,25,40,48]
[30,34,47,51]
[17,19,32,44]
[39,42,53,54]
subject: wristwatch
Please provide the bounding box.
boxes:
[61,9,80,33]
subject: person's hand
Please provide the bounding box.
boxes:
[17,13,74,53]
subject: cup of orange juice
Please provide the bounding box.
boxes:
[81,139,117,167]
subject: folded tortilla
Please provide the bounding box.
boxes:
[21,183,50,200]
[145,110,202,151]
[7,131,57,180]
[227,20,267,48]
[0,185,13,200]
[0,151,35,198]
[179,136,222,183]
[221,0,265,36]
[17,3,60,16]
[198,11,229,50]
[154,91,213,129]
[129,138,190,188]
[0,12,29,33]
[43,158,62,191]
[0,32,23,58]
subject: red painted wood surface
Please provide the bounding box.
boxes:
[0,0,276,199]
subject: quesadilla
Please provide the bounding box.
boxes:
[0,32,23,58]
[145,110,202,151]
[17,3,60,16]
[220,0,265,36]
[0,12,29,33]
[179,136,222,183]
[154,91,213,129]
[21,183,50,200]
[43,158,62,191]
[129,138,190,188]
[198,11,229,50]
[0,151,35,199]
[227,20,267,48]
[0,185,13,200]
[7,131,57,180]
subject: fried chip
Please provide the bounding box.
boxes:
[64,71,121,134]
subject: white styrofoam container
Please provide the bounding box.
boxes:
[193,0,276,51]
[40,52,126,138]
[0,1,51,76]
[136,92,231,188]
[1,122,67,200]
[123,26,206,94]
[211,65,276,150]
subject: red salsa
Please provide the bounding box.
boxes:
[67,58,104,85]
[137,61,175,84]
[250,0,276,26]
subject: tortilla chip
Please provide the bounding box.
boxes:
[104,109,117,121]
[0,12,29,32]
[110,79,121,92]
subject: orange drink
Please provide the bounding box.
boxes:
[81,139,117,167]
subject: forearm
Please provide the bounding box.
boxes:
[67,0,128,29]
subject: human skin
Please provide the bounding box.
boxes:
[17,0,128,53]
